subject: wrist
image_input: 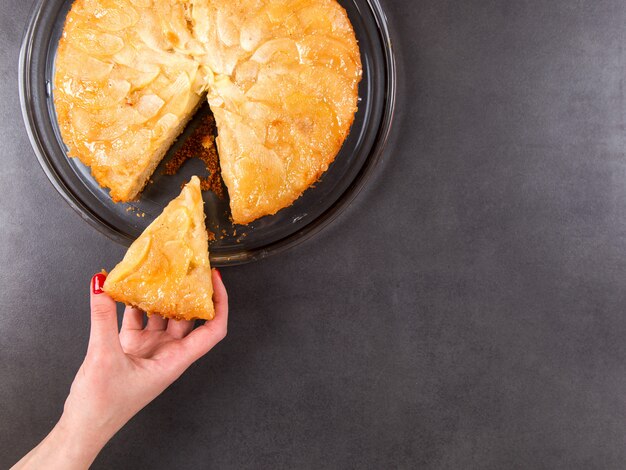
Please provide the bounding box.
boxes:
[11,416,108,470]
[33,416,107,469]
[58,384,129,457]
[54,414,109,460]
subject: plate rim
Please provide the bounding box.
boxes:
[19,0,397,266]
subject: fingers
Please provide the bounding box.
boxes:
[167,319,195,339]
[89,273,122,353]
[180,269,229,362]
[121,306,143,331]
[146,313,168,331]
[212,269,228,320]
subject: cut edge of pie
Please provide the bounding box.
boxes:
[102,99,204,203]
[103,176,215,321]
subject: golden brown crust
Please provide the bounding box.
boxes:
[103,176,214,321]
[55,0,362,223]
[54,0,206,202]
[204,0,362,224]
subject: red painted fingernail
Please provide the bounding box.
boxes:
[92,273,106,295]
[215,269,222,281]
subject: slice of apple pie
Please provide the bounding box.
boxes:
[103,176,214,321]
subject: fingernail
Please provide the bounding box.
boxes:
[92,273,106,295]
[215,269,222,281]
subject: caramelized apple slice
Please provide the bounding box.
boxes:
[104,176,214,321]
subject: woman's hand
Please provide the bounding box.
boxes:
[12,269,227,470]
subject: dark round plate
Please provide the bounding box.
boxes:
[19,0,396,266]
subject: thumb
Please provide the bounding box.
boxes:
[89,273,121,353]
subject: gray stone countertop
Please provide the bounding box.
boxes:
[2,0,626,468]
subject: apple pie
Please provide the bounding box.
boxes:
[54,0,362,224]
[103,176,214,321]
